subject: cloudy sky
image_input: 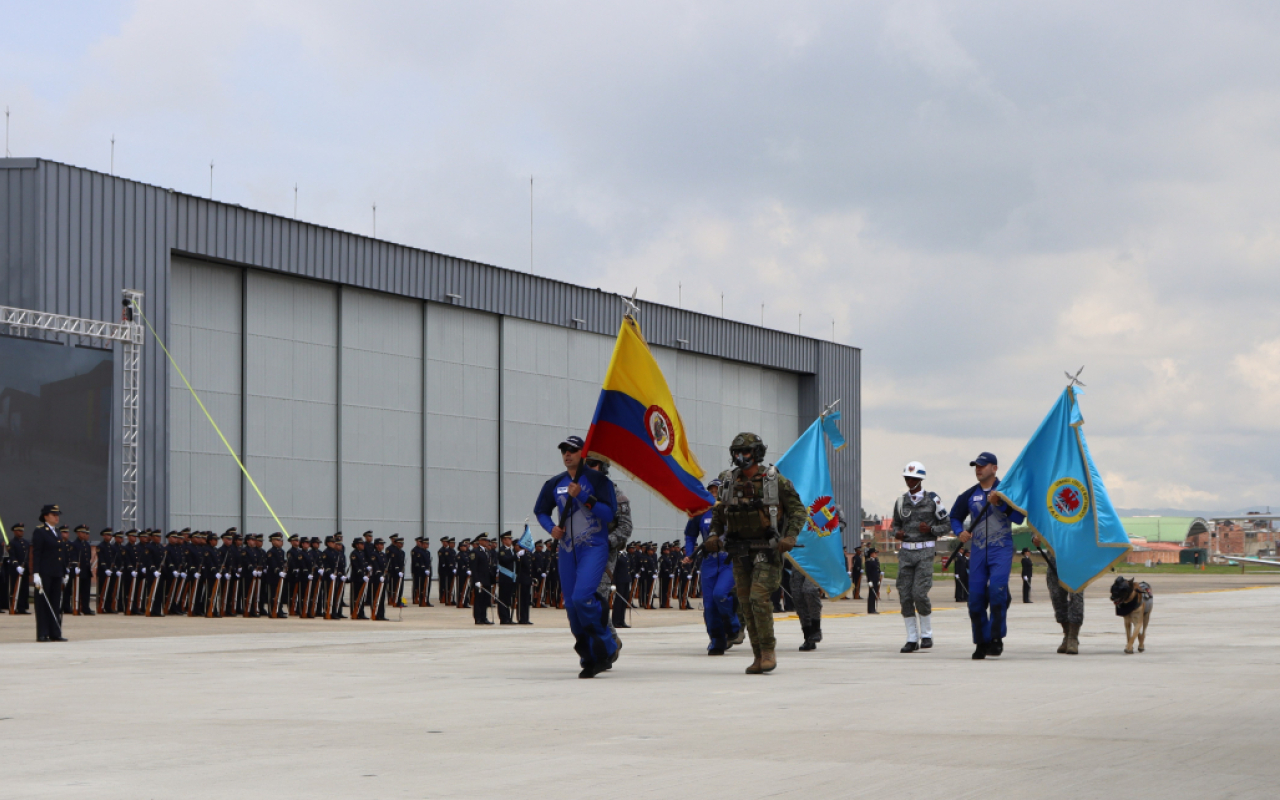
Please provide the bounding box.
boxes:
[5,1,1278,515]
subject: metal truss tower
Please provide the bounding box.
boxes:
[0,289,145,527]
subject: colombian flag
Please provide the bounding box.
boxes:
[584,316,714,514]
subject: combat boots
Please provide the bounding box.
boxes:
[1057,622,1070,654]
[729,627,745,646]
[760,649,777,672]
[799,623,815,651]
[746,648,764,674]
[1065,623,1080,655]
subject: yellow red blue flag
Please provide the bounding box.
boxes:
[584,316,713,514]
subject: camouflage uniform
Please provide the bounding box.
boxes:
[1043,552,1084,625]
[790,568,822,649]
[710,456,805,661]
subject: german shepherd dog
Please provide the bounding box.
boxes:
[1110,576,1153,654]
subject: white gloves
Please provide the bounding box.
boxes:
[153,571,160,578]
[16,566,23,575]
[172,571,179,578]
[398,572,404,578]
[279,571,286,578]
[194,573,201,579]
[131,571,138,577]
[363,577,369,583]
[75,567,81,575]
[33,573,43,589]
[379,577,385,582]
[307,575,313,581]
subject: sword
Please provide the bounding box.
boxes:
[36,583,64,639]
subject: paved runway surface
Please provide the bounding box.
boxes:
[4,578,1278,799]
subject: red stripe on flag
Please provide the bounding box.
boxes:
[590,421,709,512]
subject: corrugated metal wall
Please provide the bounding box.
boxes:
[0,158,859,532]
[169,256,242,532]
[426,304,500,541]
[339,287,423,537]
[244,270,339,534]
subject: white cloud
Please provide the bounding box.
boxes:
[4,0,1280,514]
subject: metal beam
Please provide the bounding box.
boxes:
[0,292,144,528]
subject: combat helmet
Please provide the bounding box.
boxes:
[730,432,767,469]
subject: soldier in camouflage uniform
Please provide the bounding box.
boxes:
[891,461,950,653]
[1032,532,1084,654]
[707,433,806,674]
[791,568,823,651]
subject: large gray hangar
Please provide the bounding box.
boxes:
[0,158,860,545]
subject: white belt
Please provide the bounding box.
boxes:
[900,541,936,550]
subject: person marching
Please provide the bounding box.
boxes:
[1032,533,1084,654]
[32,504,68,641]
[585,455,632,647]
[864,547,882,613]
[684,478,743,656]
[950,452,1026,660]
[708,432,806,675]
[533,435,618,678]
[891,461,949,653]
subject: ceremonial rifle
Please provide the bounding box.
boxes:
[146,552,169,617]
[208,549,231,618]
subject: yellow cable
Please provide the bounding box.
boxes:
[131,299,289,537]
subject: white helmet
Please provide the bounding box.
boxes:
[902,461,927,479]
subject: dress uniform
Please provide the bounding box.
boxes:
[516,540,534,624]
[1021,549,1034,604]
[369,539,390,620]
[349,539,370,619]
[470,534,494,624]
[497,532,517,624]
[32,505,68,641]
[412,537,432,606]
[953,549,970,602]
[387,535,407,609]
[865,547,882,613]
[265,533,288,617]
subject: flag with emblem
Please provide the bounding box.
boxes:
[775,411,853,597]
[583,315,714,514]
[995,386,1131,592]
[517,523,534,552]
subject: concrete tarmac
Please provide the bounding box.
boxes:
[3,579,1278,799]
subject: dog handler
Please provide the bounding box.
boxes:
[950,452,1024,659]
[891,461,949,653]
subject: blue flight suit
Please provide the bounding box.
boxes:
[684,510,740,652]
[535,468,618,668]
[950,478,1025,646]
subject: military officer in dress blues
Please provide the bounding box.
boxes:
[32,505,68,641]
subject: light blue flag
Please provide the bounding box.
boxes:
[517,524,534,551]
[996,386,1131,592]
[776,413,853,598]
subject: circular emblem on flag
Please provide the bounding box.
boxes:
[644,405,674,455]
[806,495,841,537]
[1046,477,1089,524]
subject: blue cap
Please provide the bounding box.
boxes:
[559,435,585,452]
[969,452,998,467]
[706,478,722,490]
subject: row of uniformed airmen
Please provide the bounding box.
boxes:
[2,519,715,635]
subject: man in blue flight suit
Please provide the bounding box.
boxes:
[534,435,618,678]
[950,451,1025,660]
[683,479,743,655]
